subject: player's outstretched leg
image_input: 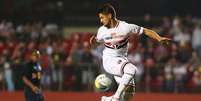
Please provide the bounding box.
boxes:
[114,76,136,101]
[101,84,135,101]
[102,63,137,101]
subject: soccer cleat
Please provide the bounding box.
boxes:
[101,96,119,101]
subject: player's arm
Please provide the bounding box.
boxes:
[143,28,171,44]
[90,27,105,47]
[90,35,97,45]
[22,75,35,89]
[22,75,40,93]
[89,35,102,47]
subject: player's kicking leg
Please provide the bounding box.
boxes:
[101,63,137,101]
[101,79,136,101]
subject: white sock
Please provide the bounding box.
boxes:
[113,73,133,99]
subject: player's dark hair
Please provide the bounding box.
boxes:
[31,49,40,57]
[98,4,116,18]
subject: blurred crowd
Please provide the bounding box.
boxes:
[0,15,201,93]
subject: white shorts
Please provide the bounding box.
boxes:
[102,55,130,76]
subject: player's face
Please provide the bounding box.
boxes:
[31,54,40,62]
[98,13,112,27]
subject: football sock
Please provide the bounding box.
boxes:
[113,73,133,99]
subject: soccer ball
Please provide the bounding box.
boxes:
[94,74,112,92]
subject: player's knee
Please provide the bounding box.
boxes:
[123,63,137,76]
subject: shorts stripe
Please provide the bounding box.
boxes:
[125,73,135,76]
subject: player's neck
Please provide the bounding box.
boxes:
[109,19,119,28]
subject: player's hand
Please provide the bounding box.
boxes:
[31,86,40,94]
[89,35,96,46]
[159,37,171,46]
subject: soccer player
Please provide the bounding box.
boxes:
[22,50,44,101]
[90,4,171,101]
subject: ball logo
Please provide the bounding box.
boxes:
[94,74,112,92]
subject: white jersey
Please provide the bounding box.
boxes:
[96,20,144,57]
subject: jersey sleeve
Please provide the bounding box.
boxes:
[128,23,144,35]
[96,27,104,43]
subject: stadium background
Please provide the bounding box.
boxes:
[0,0,201,101]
